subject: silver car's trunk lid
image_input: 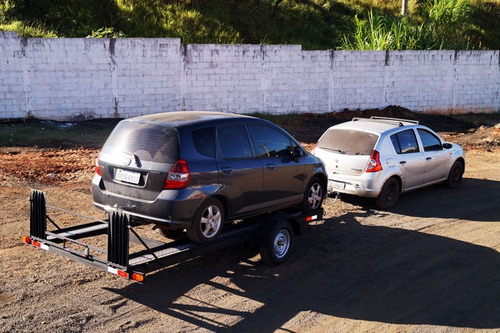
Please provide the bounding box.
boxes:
[314,148,369,176]
[314,128,379,176]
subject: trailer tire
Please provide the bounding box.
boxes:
[187,198,224,243]
[260,220,294,266]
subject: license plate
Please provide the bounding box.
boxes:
[331,180,345,190]
[115,169,141,184]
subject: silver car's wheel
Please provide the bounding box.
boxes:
[375,177,400,209]
[187,198,224,243]
[445,161,464,189]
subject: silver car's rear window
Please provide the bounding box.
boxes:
[317,129,378,156]
[102,121,178,164]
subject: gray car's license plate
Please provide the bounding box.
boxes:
[115,169,141,184]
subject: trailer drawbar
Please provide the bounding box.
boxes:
[23,189,323,283]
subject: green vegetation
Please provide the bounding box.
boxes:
[0,119,120,148]
[0,0,499,50]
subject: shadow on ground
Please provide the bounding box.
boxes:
[106,185,499,330]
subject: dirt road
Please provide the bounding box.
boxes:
[0,120,499,332]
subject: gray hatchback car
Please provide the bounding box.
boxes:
[92,111,327,243]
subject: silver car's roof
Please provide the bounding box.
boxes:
[326,118,420,135]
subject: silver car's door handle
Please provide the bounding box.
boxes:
[426,157,432,160]
[221,167,233,175]
[399,161,407,165]
[266,163,276,170]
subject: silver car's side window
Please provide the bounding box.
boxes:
[217,125,253,159]
[391,129,420,154]
[417,129,443,152]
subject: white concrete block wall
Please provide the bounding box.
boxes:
[0,32,498,120]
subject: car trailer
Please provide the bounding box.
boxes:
[23,190,323,283]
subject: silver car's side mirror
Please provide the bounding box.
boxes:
[443,143,452,149]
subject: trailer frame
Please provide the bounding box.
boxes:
[23,189,323,283]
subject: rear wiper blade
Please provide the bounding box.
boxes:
[323,147,345,154]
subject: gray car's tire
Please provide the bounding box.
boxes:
[375,177,400,209]
[445,161,464,189]
[187,198,224,243]
[299,177,325,215]
[260,220,294,266]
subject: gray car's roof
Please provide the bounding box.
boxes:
[127,111,256,127]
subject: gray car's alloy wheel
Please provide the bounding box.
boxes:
[187,198,224,243]
[300,177,325,215]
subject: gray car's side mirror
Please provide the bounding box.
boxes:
[294,148,304,162]
[443,143,452,149]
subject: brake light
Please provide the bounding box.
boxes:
[366,150,383,173]
[95,153,102,176]
[164,160,190,189]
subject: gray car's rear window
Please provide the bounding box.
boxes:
[318,129,378,155]
[102,121,178,164]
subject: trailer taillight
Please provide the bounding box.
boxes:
[132,273,145,282]
[22,235,32,244]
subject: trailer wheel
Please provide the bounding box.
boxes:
[260,220,294,266]
[187,198,224,243]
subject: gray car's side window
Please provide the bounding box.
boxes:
[248,124,294,158]
[217,125,253,159]
[391,129,420,154]
[417,129,443,152]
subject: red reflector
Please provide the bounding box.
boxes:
[132,273,145,282]
[305,215,318,222]
[117,270,128,278]
[22,236,32,244]
[32,240,41,248]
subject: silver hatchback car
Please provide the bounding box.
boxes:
[311,117,465,209]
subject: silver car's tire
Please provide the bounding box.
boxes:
[445,161,464,189]
[375,177,400,209]
[187,198,224,243]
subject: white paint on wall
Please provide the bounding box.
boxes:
[1,32,499,120]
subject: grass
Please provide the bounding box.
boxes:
[0,119,120,148]
[1,113,496,148]
[1,0,498,50]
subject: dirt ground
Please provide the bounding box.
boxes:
[0,110,499,332]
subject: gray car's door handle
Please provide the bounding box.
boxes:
[399,161,407,165]
[221,167,233,174]
[266,163,276,170]
[426,157,432,160]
